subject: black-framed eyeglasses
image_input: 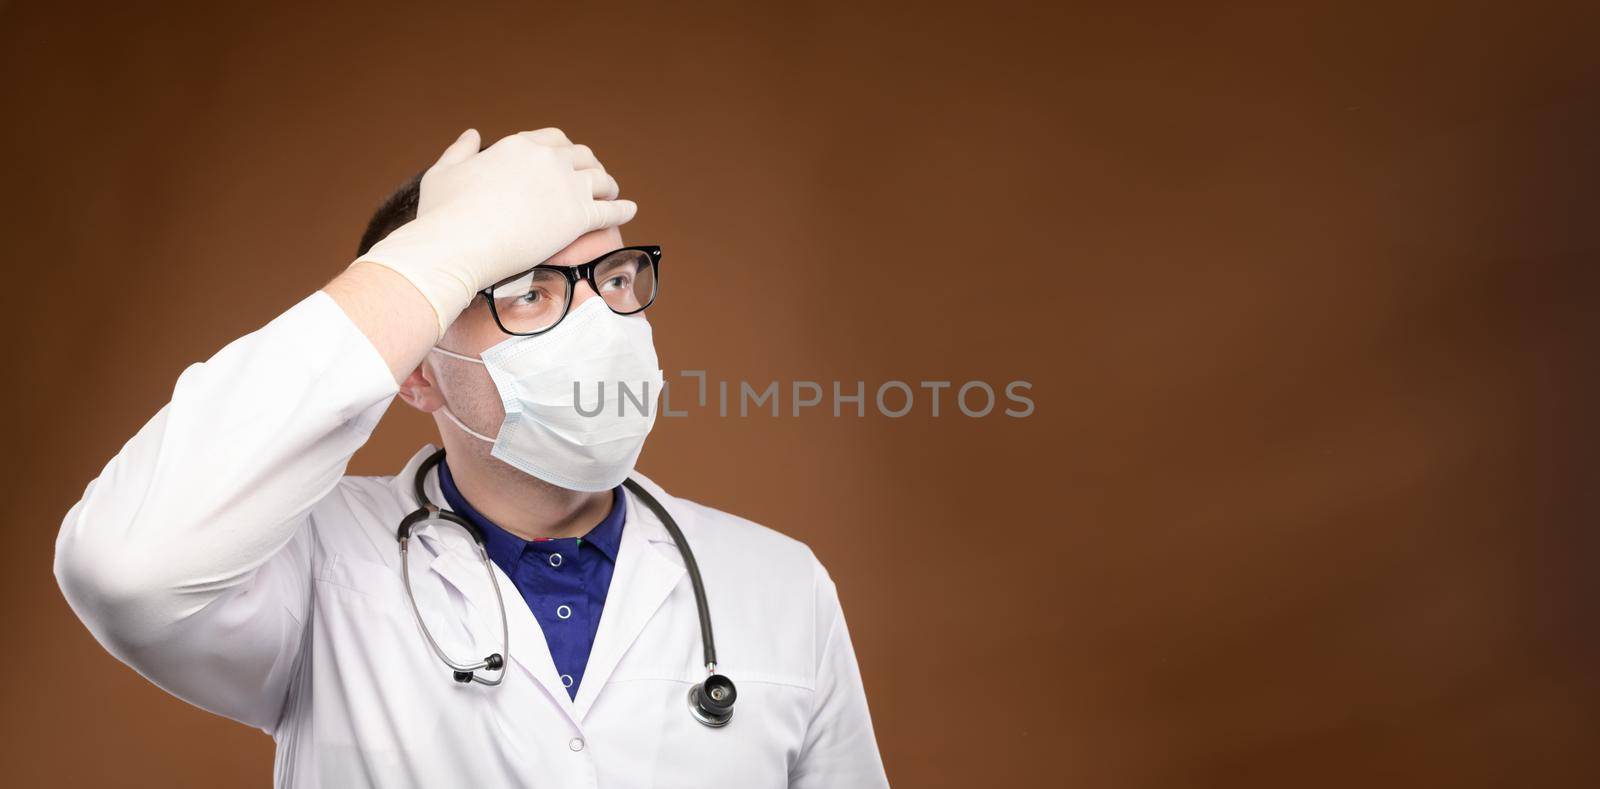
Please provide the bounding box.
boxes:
[480,245,661,336]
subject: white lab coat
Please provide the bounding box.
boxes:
[54,290,889,788]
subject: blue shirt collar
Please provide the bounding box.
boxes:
[437,457,626,564]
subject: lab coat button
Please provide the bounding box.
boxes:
[569,737,585,752]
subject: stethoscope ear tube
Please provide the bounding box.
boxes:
[397,449,508,687]
[398,527,509,686]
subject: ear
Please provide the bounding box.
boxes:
[397,359,445,413]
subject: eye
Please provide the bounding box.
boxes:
[516,288,552,305]
[599,272,633,292]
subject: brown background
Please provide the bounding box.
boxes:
[3,1,1598,786]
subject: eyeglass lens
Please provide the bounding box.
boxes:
[490,249,657,334]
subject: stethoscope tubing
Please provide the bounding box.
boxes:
[621,478,717,671]
[396,447,734,725]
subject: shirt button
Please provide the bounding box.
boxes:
[569,737,585,752]
[561,674,574,688]
[549,553,563,568]
[556,604,572,620]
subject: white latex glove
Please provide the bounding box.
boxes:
[352,127,637,338]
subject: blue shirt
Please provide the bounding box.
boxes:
[438,459,625,699]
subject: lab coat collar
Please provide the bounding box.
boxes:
[571,473,686,722]
[390,444,688,725]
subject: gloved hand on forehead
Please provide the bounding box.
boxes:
[353,127,638,338]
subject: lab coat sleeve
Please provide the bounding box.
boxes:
[53,289,399,733]
[790,559,891,788]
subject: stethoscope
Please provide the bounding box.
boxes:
[395,448,738,728]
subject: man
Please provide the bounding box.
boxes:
[54,127,888,788]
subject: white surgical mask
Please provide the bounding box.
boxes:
[430,297,665,492]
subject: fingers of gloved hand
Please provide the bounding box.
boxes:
[588,198,638,231]
[432,128,481,169]
[584,169,621,200]
[517,127,572,147]
[558,143,605,173]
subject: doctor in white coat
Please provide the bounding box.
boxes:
[53,127,889,788]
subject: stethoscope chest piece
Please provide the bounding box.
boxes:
[688,672,737,728]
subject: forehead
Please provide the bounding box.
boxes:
[545,226,625,267]
[437,226,627,347]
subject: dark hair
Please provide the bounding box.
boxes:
[358,136,491,256]
[355,170,424,257]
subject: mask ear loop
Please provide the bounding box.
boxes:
[428,347,499,443]
[438,405,497,443]
[430,346,486,365]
